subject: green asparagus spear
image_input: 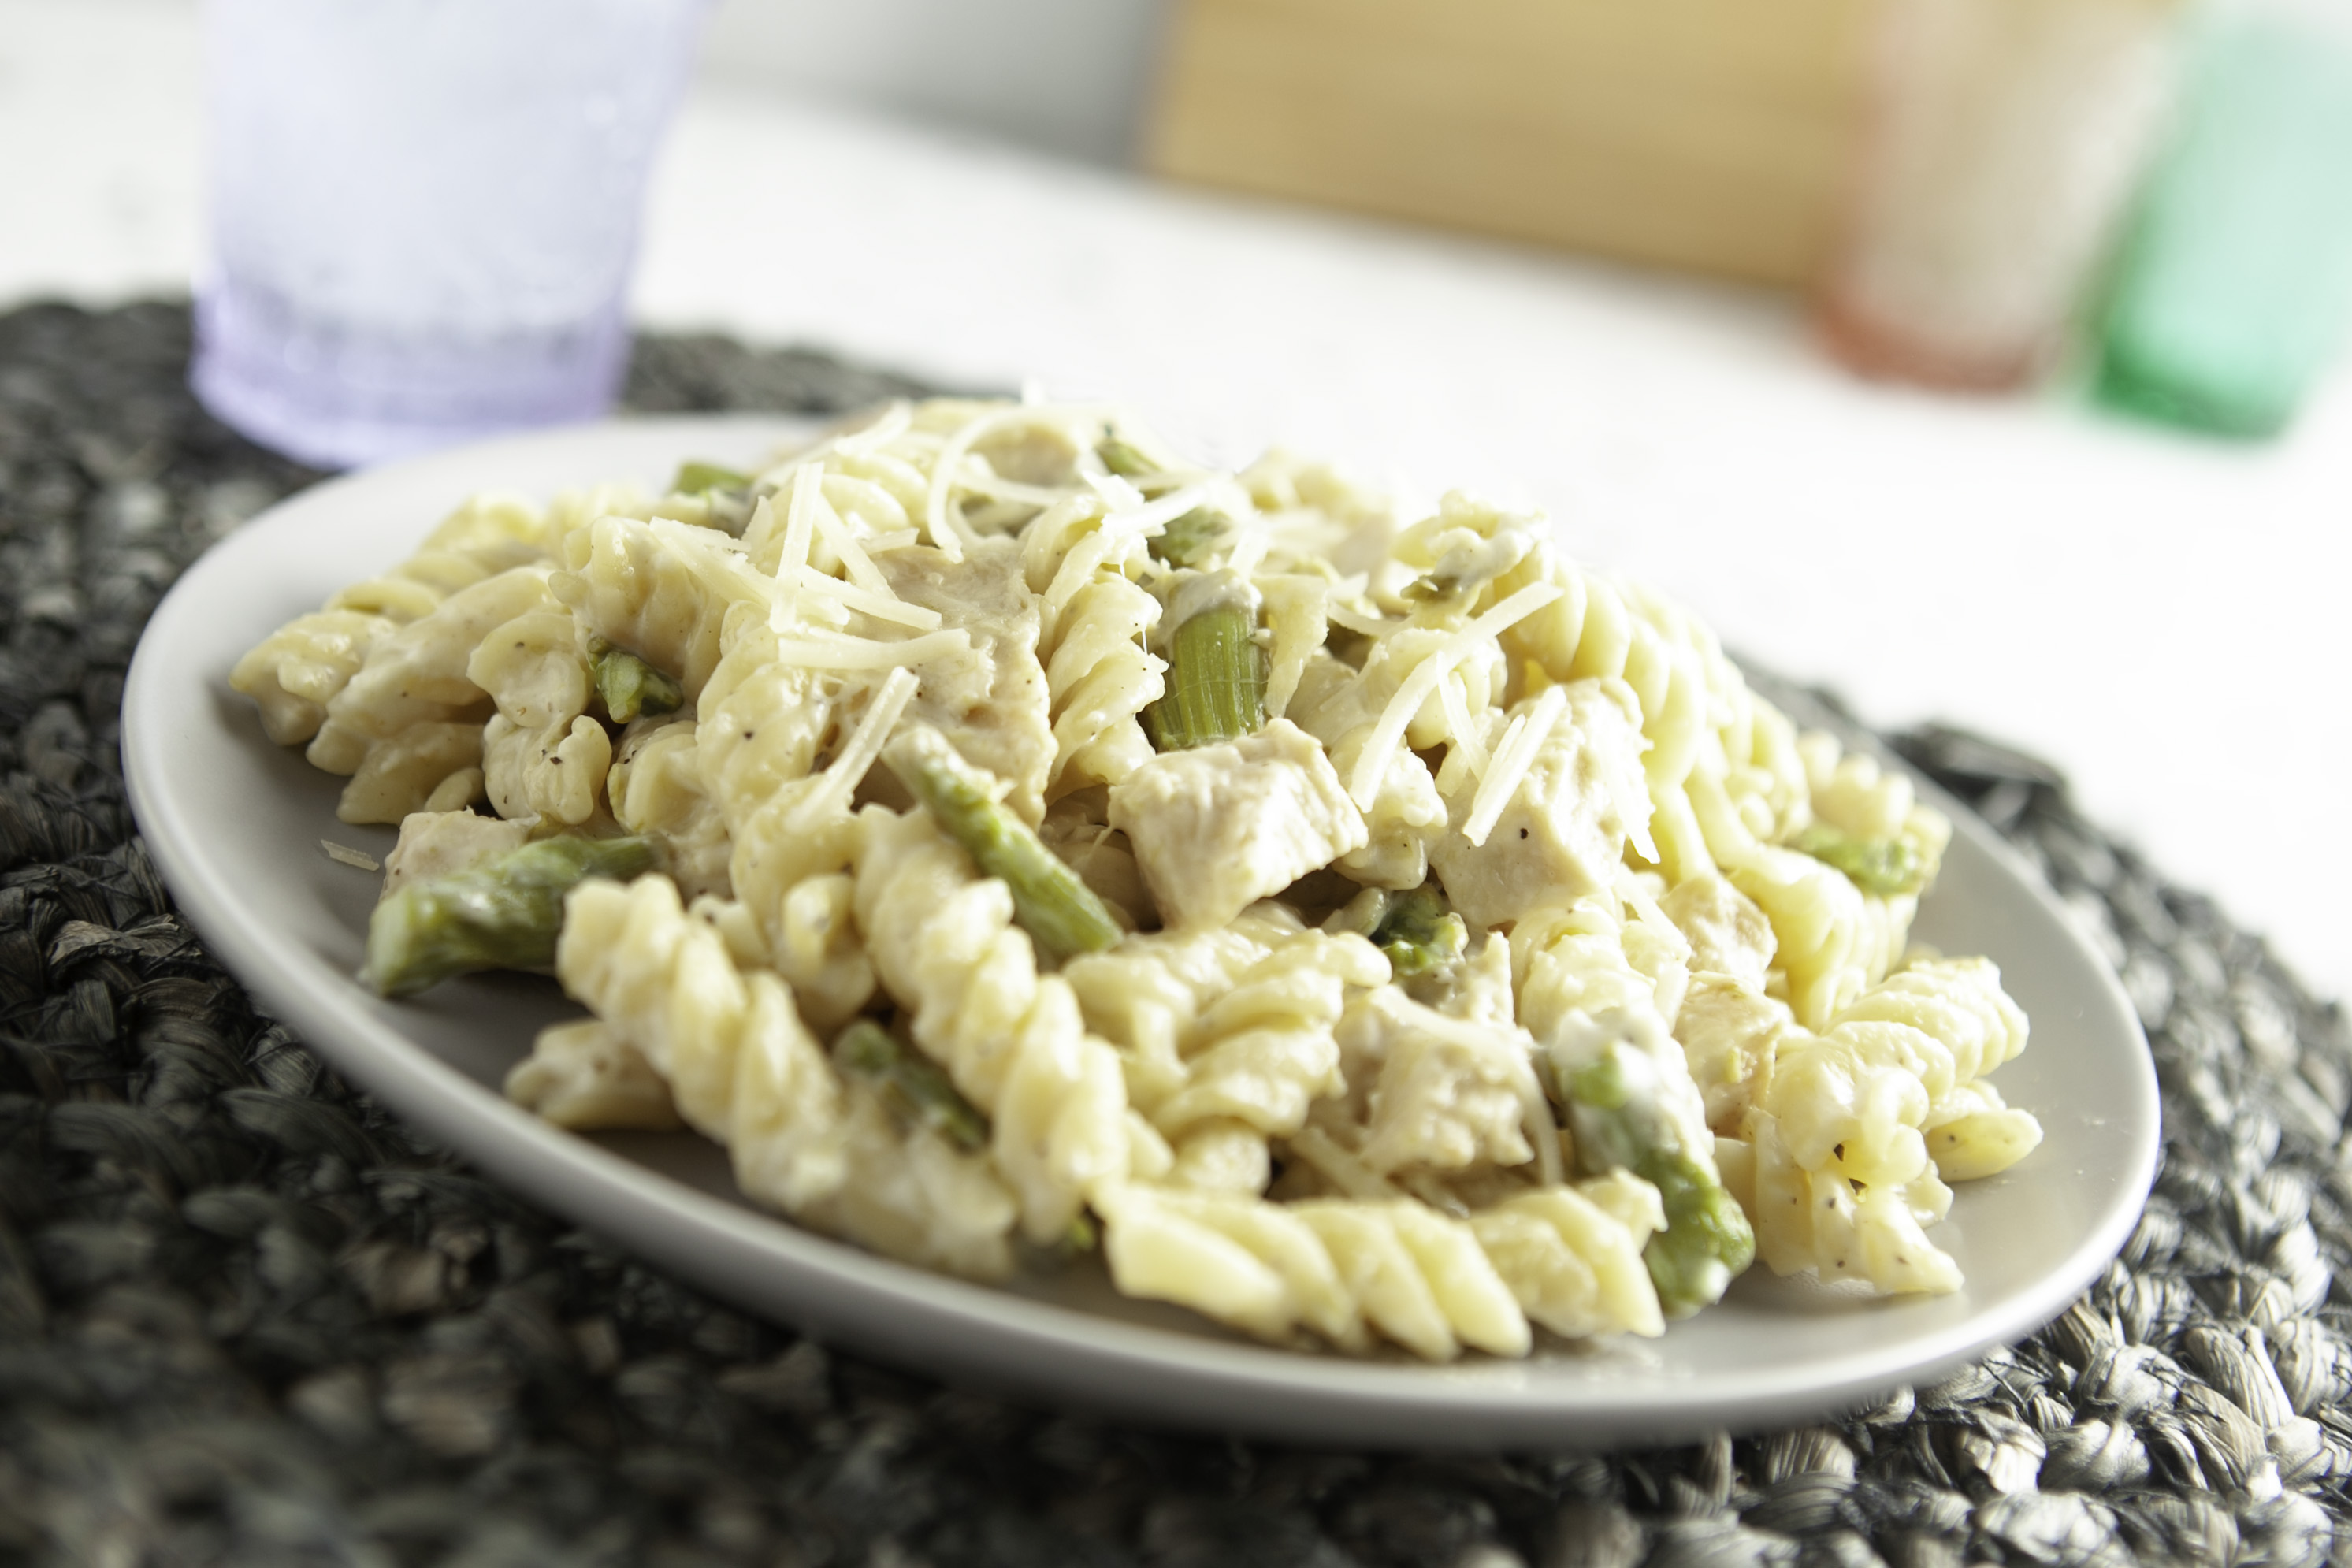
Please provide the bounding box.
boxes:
[1095,437,1157,479]
[1555,1045,1756,1316]
[831,1019,990,1152]
[1143,577,1265,751]
[588,637,684,724]
[1637,1146,1756,1316]
[1789,823,1926,897]
[669,459,752,494]
[364,835,657,998]
[1147,507,1224,568]
[883,726,1123,964]
[1368,884,1468,979]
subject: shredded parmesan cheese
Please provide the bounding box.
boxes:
[1224,507,1271,581]
[769,628,972,670]
[1085,468,1147,511]
[1117,481,1215,548]
[1437,676,1487,785]
[808,492,894,598]
[740,494,779,556]
[1285,1125,1406,1201]
[1345,581,1562,808]
[778,464,821,577]
[320,840,380,871]
[821,472,912,535]
[923,408,1025,561]
[1325,602,1392,639]
[1462,684,1566,847]
[790,666,919,829]
[791,567,940,632]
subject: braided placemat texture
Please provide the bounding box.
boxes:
[1,299,2346,1568]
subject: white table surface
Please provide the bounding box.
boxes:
[7,1,2348,1006]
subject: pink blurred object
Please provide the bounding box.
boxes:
[1819,0,2182,391]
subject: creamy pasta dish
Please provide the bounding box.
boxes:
[232,399,2041,1360]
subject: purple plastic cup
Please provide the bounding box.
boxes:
[191,0,709,470]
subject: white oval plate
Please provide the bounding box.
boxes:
[122,416,2160,1448]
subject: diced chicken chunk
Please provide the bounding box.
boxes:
[1674,975,1802,1135]
[380,809,530,898]
[1109,719,1368,929]
[1336,987,1539,1175]
[1659,874,1778,992]
[882,540,1054,825]
[1429,679,1648,931]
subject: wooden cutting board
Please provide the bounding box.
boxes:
[1146,0,1875,287]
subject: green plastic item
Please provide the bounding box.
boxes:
[2095,5,2352,437]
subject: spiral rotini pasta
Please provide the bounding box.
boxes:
[607,719,734,901]
[855,806,1140,1243]
[555,873,850,1213]
[1040,570,1165,795]
[306,565,556,776]
[1700,955,2034,1295]
[1016,490,1169,796]
[1769,957,2034,1187]
[1744,1109,1963,1296]
[506,1019,683,1132]
[470,608,609,827]
[231,492,548,746]
[1468,1174,1666,1340]
[1097,1183,1532,1358]
[243,393,2045,1354]
[551,871,1019,1278]
[555,515,775,704]
[1068,913,1388,1192]
[335,720,483,827]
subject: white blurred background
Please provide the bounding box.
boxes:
[3,0,2350,1007]
[696,0,1166,163]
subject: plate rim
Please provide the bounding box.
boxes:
[121,413,2161,1447]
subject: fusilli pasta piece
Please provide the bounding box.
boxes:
[1767,957,2035,1187]
[556,874,849,1213]
[506,1020,683,1131]
[1095,1186,1533,1360]
[607,718,734,901]
[855,807,1138,1243]
[555,872,1020,1278]
[693,618,837,833]
[334,719,483,827]
[233,608,396,749]
[1067,913,1388,1186]
[1468,1174,1666,1340]
[1733,957,2033,1295]
[1039,568,1164,796]
[1745,1108,1961,1296]
[232,492,546,745]
[555,515,771,702]
[468,608,609,826]
[304,565,555,775]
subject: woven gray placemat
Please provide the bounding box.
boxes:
[1,299,2345,1568]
